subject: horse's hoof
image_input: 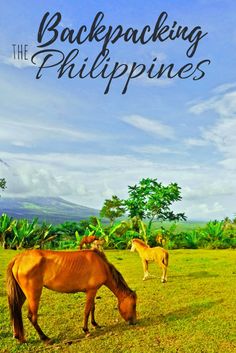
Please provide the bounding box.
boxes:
[44,338,53,345]
[96,326,104,330]
[85,332,91,338]
[18,338,27,344]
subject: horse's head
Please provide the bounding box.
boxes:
[118,292,137,325]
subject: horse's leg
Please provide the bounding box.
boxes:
[91,300,100,328]
[161,266,167,283]
[142,259,149,280]
[83,289,97,335]
[163,264,168,283]
[27,289,51,344]
[158,260,167,283]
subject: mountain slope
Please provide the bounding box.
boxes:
[0,196,99,224]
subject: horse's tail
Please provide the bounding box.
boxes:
[162,250,169,267]
[6,258,26,342]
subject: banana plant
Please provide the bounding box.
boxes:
[0,213,15,248]
[88,217,106,237]
[11,218,39,249]
[32,222,54,249]
[202,221,224,241]
[88,217,127,248]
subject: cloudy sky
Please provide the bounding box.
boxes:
[0,0,236,220]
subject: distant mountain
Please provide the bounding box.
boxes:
[0,196,99,224]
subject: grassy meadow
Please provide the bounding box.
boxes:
[0,248,236,353]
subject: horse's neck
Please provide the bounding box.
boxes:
[105,279,124,301]
[135,243,148,255]
[105,270,130,302]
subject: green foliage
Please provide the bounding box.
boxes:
[202,220,224,240]
[52,220,89,237]
[0,213,14,248]
[0,214,53,250]
[125,178,186,237]
[48,220,91,248]
[10,218,38,249]
[125,178,186,220]
[100,195,126,224]
[87,217,128,248]
[0,211,235,250]
[163,220,236,250]
[31,222,54,249]
[0,178,6,192]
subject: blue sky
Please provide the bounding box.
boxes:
[0,0,236,220]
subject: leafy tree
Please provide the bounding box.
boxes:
[100,195,126,225]
[0,178,6,194]
[125,178,186,238]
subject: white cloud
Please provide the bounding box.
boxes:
[1,151,236,220]
[136,75,173,87]
[184,138,208,147]
[131,145,172,154]
[122,115,175,139]
[188,84,236,170]
[0,119,97,147]
[185,202,225,220]
[202,118,236,155]
[212,82,236,94]
[218,158,236,170]
[131,144,184,154]
[0,53,41,69]
[189,91,236,118]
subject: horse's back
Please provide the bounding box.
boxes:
[153,246,169,265]
[12,250,45,276]
[144,246,168,262]
[10,249,109,293]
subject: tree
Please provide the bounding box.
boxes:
[0,178,6,194]
[125,178,186,238]
[100,195,126,225]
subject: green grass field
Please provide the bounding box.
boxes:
[0,248,235,353]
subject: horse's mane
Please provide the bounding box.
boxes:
[93,249,135,296]
[132,238,150,248]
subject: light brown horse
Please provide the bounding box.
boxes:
[91,238,105,251]
[6,249,137,344]
[79,235,99,249]
[131,238,169,282]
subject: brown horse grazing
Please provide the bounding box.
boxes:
[6,249,137,344]
[131,238,169,282]
[79,235,99,249]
